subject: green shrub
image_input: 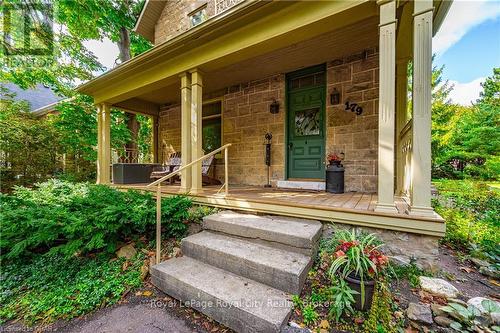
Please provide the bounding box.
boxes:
[0,252,145,324]
[433,179,499,257]
[0,179,192,259]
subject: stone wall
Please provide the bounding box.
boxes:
[222,75,285,185]
[154,0,243,45]
[157,50,380,190]
[326,48,379,192]
[158,106,181,163]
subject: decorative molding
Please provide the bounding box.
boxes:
[375,0,397,214]
[410,0,434,212]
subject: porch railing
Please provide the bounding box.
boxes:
[147,143,231,264]
[112,148,153,164]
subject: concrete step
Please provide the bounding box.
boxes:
[182,231,312,294]
[151,256,292,333]
[203,211,323,256]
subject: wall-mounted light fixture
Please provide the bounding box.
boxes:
[330,88,340,105]
[269,100,280,114]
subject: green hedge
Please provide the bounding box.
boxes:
[0,180,192,259]
[433,179,499,257]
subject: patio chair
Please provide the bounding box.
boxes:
[150,152,221,185]
[150,152,181,184]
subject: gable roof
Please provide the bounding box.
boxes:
[1,82,63,114]
[134,0,168,42]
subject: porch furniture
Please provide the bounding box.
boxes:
[112,163,160,184]
[150,152,221,185]
[150,152,182,184]
[147,143,232,264]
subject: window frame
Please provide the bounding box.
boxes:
[202,98,223,157]
[188,3,208,28]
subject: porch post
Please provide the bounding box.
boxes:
[152,115,159,163]
[375,0,397,213]
[96,103,111,184]
[190,69,203,193]
[395,58,409,195]
[180,72,192,191]
[410,0,436,217]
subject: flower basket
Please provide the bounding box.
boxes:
[328,230,389,311]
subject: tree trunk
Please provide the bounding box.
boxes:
[117,26,131,63]
[117,26,139,160]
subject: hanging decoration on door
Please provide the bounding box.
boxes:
[344,101,363,116]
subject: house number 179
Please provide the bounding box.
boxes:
[345,101,363,115]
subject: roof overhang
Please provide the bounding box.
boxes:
[134,0,168,42]
[433,0,453,36]
[78,0,374,104]
[78,0,453,106]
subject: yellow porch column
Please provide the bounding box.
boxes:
[96,103,111,184]
[180,72,192,191]
[190,69,203,193]
[375,0,397,213]
[410,0,437,217]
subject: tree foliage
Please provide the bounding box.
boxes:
[0,88,60,188]
[1,0,154,187]
[432,68,500,179]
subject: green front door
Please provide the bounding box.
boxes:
[286,65,326,179]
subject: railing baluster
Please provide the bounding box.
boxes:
[156,183,161,265]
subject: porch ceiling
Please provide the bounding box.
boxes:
[79,0,378,106]
[137,14,380,105]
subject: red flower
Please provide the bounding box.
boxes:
[335,250,345,258]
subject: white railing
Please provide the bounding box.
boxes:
[399,120,412,196]
[112,148,152,164]
[147,143,231,264]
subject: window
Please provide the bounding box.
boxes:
[189,5,207,27]
[202,101,222,153]
[295,107,321,136]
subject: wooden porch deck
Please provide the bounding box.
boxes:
[113,184,445,236]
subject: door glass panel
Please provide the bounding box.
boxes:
[295,107,320,136]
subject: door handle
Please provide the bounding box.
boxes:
[288,142,293,150]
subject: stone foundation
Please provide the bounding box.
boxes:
[322,222,440,272]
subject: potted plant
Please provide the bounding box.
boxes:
[327,153,342,166]
[328,230,389,310]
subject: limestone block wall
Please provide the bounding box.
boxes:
[157,50,380,191]
[326,48,379,192]
[222,75,285,185]
[154,0,243,45]
[158,106,181,163]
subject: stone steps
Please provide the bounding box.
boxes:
[151,257,292,333]
[181,231,312,294]
[151,211,322,333]
[203,210,322,256]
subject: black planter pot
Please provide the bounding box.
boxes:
[326,162,344,193]
[345,274,375,311]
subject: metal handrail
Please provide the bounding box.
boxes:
[148,143,231,264]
